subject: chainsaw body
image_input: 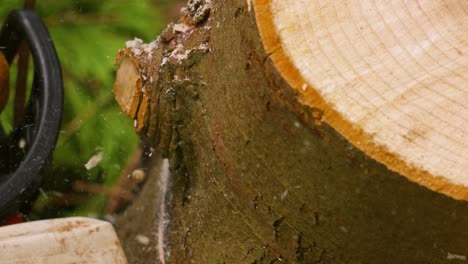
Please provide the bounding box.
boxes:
[0,10,63,219]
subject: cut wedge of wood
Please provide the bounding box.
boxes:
[0,217,127,263]
[253,0,468,200]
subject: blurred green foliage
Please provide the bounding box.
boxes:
[0,0,169,218]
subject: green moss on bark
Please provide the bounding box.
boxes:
[115,0,468,263]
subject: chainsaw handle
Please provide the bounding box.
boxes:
[0,10,63,218]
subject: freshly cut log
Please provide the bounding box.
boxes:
[113,0,468,263]
[254,0,468,200]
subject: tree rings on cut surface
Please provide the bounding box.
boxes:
[253,0,468,200]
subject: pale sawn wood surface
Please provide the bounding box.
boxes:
[253,0,468,200]
[0,217,127,263]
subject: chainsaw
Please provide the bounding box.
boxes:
[0,8,63,222]
[0,6,128,263]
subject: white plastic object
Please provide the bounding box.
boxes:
[0,217,128,263]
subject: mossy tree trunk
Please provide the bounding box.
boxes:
[114,0,468,263]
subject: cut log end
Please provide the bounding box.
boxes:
[114,52,141,118]
[0,217,128,263]
[253,0,468,200]
[0,52,9,113]
[113,49,148,132]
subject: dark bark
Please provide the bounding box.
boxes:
[115,0,468,263]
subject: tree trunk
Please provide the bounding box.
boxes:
[113,0,468,263]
